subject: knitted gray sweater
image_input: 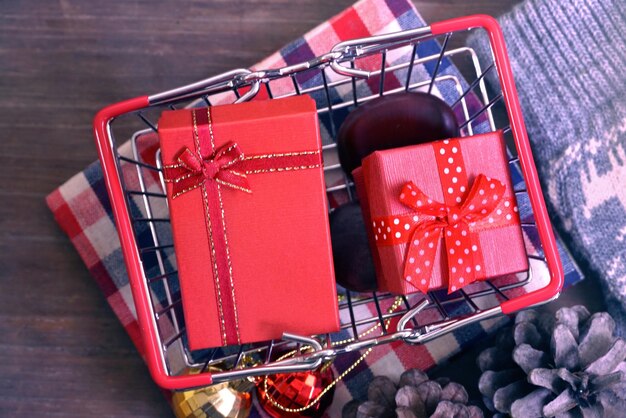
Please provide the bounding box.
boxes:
[469,0,626,324]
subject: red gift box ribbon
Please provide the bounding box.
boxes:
[163,107,321,346]
[164,141,252,197]
[371,138,520,294]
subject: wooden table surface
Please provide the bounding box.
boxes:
[1,0,604,416]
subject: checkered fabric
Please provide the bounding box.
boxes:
[46,0,584,416]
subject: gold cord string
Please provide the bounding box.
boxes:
[262,297,404,413]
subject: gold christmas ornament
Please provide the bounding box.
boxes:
[172,367,255,418]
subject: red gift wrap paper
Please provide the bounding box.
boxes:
[158,95,340,350]
[358,131,528,295]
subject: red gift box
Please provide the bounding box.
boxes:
[158,95,339,350]
[359,131,528,295]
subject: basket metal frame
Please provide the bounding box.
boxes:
[93,14,563,390]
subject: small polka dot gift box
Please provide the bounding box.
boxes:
[356,130,528,295]
[158,95,339,350]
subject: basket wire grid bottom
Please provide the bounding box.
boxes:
[107,25,552,382]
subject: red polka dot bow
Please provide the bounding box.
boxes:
[399,174,506,294]
[163,141,251,198]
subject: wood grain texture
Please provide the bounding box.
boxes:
[3,0,605,416]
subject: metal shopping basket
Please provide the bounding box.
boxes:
[93,15,563,390]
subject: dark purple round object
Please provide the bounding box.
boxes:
[337,92,459,176]
[329,202,378,292]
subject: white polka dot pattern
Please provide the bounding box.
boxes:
[370,138,522,295]
[374,173,516,295]
[434,138,469,207]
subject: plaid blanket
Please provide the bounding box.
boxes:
[45,0,584,416]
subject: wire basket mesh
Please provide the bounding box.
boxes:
[93,15,563,389]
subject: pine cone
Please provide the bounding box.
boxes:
[342,370,483,418]
[478,305,626,417]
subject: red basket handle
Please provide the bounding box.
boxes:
[433,15,564,314]
[94,97,217,389]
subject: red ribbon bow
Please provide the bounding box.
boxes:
[399,174,506,294]
[164,141,251,198]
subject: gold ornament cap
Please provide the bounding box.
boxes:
[172,367,254,418]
